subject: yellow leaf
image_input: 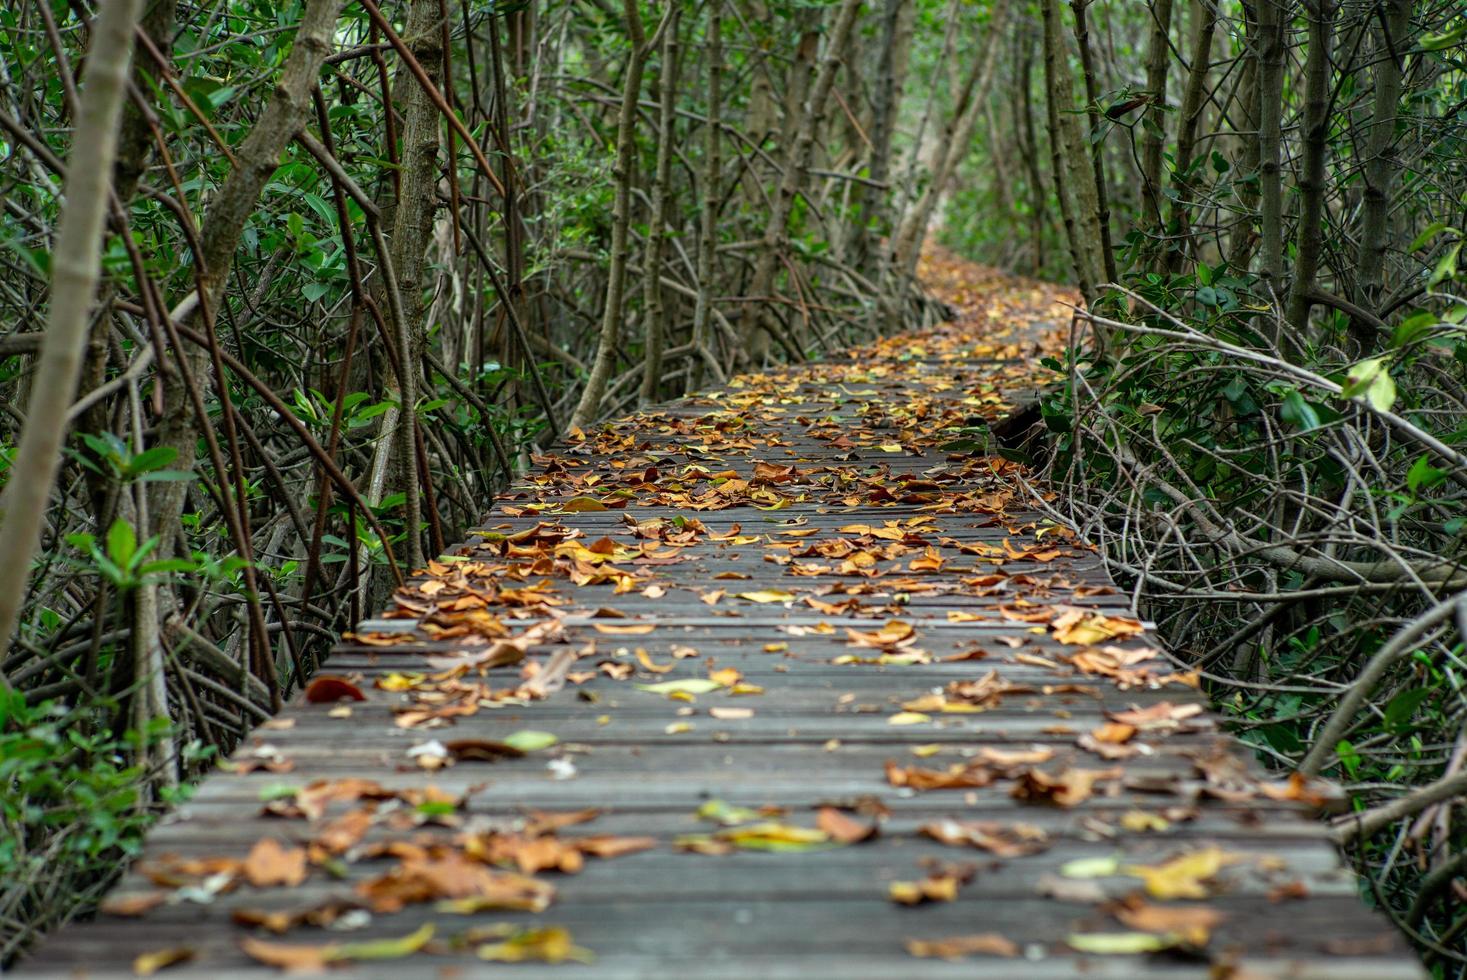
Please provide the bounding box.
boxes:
[888,712,931,726]
[1123,847,1236,899]
[133,947,195,976]
[737,589,796,603]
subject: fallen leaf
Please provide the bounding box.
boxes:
[591,622,655,635]
[817,807,880,844]
[132,947,195,976]
[304,675,365,703]
[476,926,594,964]
[240,923,435,969]
[1123,847,1238,900]
[243,838,308,888]
[736,589,797,603]
[905,934,1019,960]
[920,819,1049,856]
[503,730,560,752]
[100,892,167,917]
[1112,896,1224,945]
[1066,932,1173,954]
[637,678,723,697]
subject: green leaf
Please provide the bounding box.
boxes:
[1420,22,1467,50]
[1383,688,1430,734]
[1406,455,1446,494]
[1060,856,1121,879]
[696,799,762,826]
[125,446,179,476]
[501,730,559,752]
[1429,242,1461,288]
[1406,221,1453,254]
[1280,390,1322,431]
[106,519,137,567]
[1341,358,1397,413]
[328,923,434,962]
[1391,311,1438,349]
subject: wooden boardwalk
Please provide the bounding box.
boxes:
[20,265,1421,978]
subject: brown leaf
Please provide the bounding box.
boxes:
[357,854,555,914]
[99,892,167,917]
[905,933,1019,960]
[1011,766,1123,807]
[522,808,601,836]
[303,675,365,703]
[243,838,308,888]
[239,936,332,972]
[443,738,526,762]
[816,807,880,844]
[574,835,658,859]
[889,864,973,905]
[920,819,1050,856]
[1107,701,1204,730]
[1112,896,1224,945]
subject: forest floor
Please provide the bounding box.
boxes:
[18,253,1421,978]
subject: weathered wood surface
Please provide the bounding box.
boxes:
[19,274,1421,978]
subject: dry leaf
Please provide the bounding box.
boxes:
[905,934,1019,959]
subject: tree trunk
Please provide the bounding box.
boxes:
[569,0,648,431]
[1040,0,1100,301]
[744,0,864,358]
[1355,0,1411,314]
[1139,0,1175,235]
[1068,0,1117,283]
[640,6,681,407]
[1017,28,1047,275]
[1225,2,1261,273]
[0,0,145,673]
[1284,0,1335,337]
[1257,0,1290,300]
[689,0,723,393]
[382,0,447,570]
[854,0,914,278]
[1165,0,1218,272]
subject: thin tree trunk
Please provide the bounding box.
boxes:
[569,0,648,431]
[382,0,446,570]
[0,0,145,673]
[1139,0,1175,235]
[1068,0,1117,283]
[1165,0,1218,272]
[1356,0,1411,313]
[745,0,863,357]
[854,0,913,278]
[1225,2,1261,273]
[1018,29,1047,275]
[640,6,681,407]
[1040,0,1099,301]
[1257,0,1289,300]
[689,0,723,393]
[1285,0,1335,336]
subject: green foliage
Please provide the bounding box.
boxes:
[0,692,197,964]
